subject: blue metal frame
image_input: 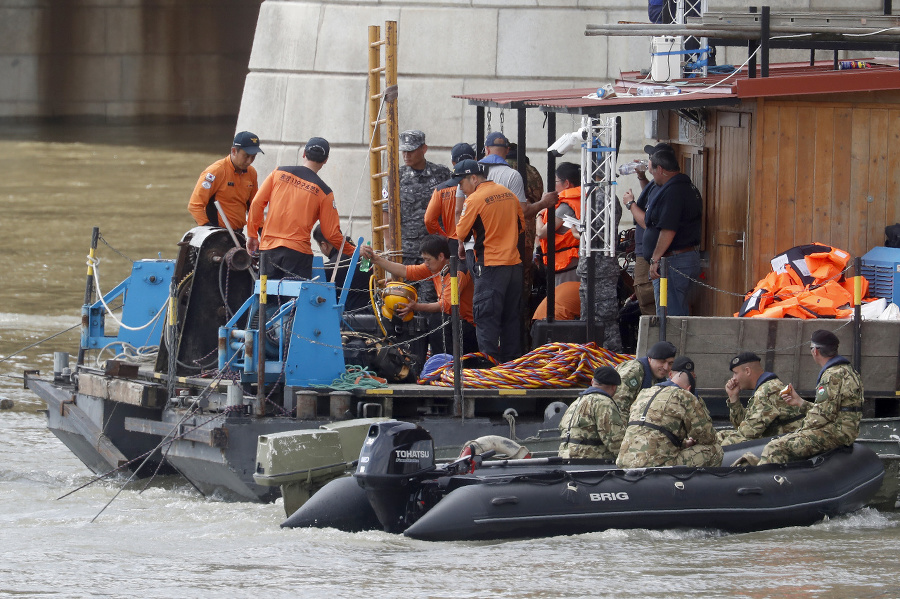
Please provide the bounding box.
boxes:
[218,238,364,387]
[81,259,174,354]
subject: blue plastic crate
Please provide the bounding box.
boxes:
[860,246,900,305]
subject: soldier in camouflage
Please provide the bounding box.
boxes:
[617,356,723,468]
[717,351,808,446]
[755,330,863,465]
[558,366,625,460]
[613,340,677,416]
[399,130,451,304]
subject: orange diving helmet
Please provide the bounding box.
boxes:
[381,281,417,322]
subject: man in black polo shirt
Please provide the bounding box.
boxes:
[642,149,702,316]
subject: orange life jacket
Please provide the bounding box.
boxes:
[539,187,581,273]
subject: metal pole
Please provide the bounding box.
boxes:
[853,257,863,372]
[257,252,267,415]
[659,257,668,342]
[547,112,557,191]
[761,6,770,78]
[450,256,463,419]
[78,226,100,366]
[748,7,758,78]
[476,106,485,159]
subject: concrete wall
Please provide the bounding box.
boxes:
[237,0,888,230]
[0,0,261,120]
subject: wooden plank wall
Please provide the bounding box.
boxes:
[750,99,900,283]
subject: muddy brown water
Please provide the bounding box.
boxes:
[0,124,899,598]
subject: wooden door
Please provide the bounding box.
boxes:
[710,112,751,316]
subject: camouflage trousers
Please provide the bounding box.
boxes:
[675,444,724,467]
[758,429,844,465]
[559,442,616,461]
[717,428,746,446]
[577,255,623,352]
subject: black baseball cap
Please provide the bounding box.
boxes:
[445,159,485,185]
[233,131,264,155]
[451,143,476,163]
[305,137,330,162]
[643,142,674,155]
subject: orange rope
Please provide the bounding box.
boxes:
[418,342,633,389]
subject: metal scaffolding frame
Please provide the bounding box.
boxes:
[579,116,617,260]
[678,0,709,78]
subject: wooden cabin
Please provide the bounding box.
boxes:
[457,60,900,318]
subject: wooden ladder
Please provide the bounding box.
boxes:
[367,21,401,264]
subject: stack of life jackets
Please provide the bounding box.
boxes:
[737,243,870,319]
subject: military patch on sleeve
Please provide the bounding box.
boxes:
[627,378,638,388]
[201,181,212,189]
[205,173,216,182]
[816,386,825,396]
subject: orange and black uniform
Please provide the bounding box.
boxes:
[425,183,459,240]
[539,187,581,273]
[424,182,463,260]
[188,156,258,230]
[406,263,478,354]
[247,165,354,279]
[457,180,525,362]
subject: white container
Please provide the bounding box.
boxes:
[651,35,682,82]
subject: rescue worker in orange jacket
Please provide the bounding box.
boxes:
[188,131,262,232]
[424,143,476,262]
[536,162,582,289]
[454,159,526,363]
[247,137,354,280]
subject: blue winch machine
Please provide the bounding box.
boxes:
[81,259,174,355]
[218,237,364,387]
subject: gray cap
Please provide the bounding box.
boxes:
[399,130,426,151]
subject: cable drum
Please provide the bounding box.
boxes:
[224,247,252,271]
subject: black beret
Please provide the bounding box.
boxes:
[729,351,761,371]
[592,366,622,386]
[647,341,677,360]
[672,356,694,373]
[811,329,839,348]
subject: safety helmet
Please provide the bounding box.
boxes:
[381,281,417,322]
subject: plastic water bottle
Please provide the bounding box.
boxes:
[617,160,649,175]
[359,241,372,272]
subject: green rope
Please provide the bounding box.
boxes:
[310,364,388,390]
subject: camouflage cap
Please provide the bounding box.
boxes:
[399,130,426,151]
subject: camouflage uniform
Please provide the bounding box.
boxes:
[616,382,723,468]
[558,387,625,460]
[717,373,809,446]
[613,358,662,416]
[758,358,863,465]
[399,160,451,303]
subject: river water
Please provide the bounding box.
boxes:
[1,124,900,598]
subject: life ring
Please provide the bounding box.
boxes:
[459,435,531,461]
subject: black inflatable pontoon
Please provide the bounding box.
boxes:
[284,421,885,542]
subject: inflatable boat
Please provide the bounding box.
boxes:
[283,421,885,542]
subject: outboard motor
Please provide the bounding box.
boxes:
[355,421,435,533]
